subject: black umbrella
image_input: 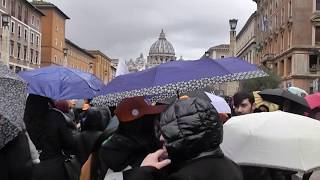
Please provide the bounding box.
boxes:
[258,88,309,109]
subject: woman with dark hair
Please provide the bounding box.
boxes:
[23,94,75,180]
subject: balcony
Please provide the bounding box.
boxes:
[310,65,320,74]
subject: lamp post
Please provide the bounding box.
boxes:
[1,13,10,67]
[205,51,210,58]
[63,48,68,67]
[89,62,93,73]
[229,19,238,57]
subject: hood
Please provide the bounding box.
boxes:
[160,97,223,163]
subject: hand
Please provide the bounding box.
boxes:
[141,149,171,169]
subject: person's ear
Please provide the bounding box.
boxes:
[252,103,256,111]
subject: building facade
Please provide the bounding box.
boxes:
[147,30,176,68]
[207,44,230,59]
[236,12,258,64]
[87,50,113,84]
[254,0,320,92]
[32,1,69,67]
[65,38,95,73]
[126,53,146,72]
[1,0,44,72]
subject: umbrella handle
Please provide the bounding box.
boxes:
[176,90,180,99]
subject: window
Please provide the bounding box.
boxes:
[35,51,39,64]
[23,46,27,60]
[10,0,15,17]
[2,0,6,7]
[309,55,318,72]
[288,29,292,48]
[36,35,39,45]
[18,25,21,37]
[55,26,58,32]
[30,32,34,44]
[55,38,57,46]
[221,56,224,58]
[316,26,320,44]
[31,15,35,25]
[18,3,22,20]
[317,0,320,11]
[10,41,14,56]
[288,0,292,17]
[11,21,15,34]
[30,49,33,63]
[17,43,21,59]
[54,55,57,63]
[24,29,27,40]
[36,19,39,27]
[24,9,28,24]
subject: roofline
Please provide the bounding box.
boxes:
[26,1,45,16]
[65,39,95,58]
[32,2,70,19]
[236,11,257,40]
[86,50,112,61]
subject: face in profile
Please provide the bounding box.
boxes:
[234,98,255,115]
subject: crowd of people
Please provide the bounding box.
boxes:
[1,89,320,180]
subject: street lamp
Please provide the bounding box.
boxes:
[1,13,10,67]
[205,51,210,58]
[229,19,238,31]
[63,48,68,67]
[2,13,10,27]
[89,62,93,73]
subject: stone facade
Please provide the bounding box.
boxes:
[87,50,113,84]
[2,0,44,72]
[236,12,258,64]
[254,0,320,93]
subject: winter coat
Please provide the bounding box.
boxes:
[32,109,75,180]
[98,115,161,180]
[0,131,33,180]
[124,97,243,180]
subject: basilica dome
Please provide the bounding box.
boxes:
[149,30,175,55]
[147,30,176,68]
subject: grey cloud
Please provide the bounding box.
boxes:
[46,0,256,60]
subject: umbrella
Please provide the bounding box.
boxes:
[258,88,309,108]
[161,90,231,113]
[18,65,105,100]
[287,86,308,97]
[253,91,279,112]
[0,62,27,149]
[305,93,320,110]
[221,111,320,172]
[93,57,267,106]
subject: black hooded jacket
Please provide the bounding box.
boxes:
[124,98,243,180]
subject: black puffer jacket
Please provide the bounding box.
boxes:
[160,97,223,162]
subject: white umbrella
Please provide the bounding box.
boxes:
[204,92,231,114]
[221,111,320,172]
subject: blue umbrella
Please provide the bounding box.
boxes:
[19,65,105,100]
[93,57,267,106]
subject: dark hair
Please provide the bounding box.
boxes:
[23,94,54,148]
[233,91,255,107]
[81,107,104,131]
[258,104,269,112]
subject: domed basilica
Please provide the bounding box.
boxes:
[126,30,177,72]
[146,29,176,68]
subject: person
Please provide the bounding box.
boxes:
[55,100,77,130]
[233,91,256,116]
[98,96,167,180]
[0,128,33,180]
[258,104,270,112]
[123,97,243,180]
[74,107,110,166]
[23,94,75,180]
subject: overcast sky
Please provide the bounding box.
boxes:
[44,0,256,61]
